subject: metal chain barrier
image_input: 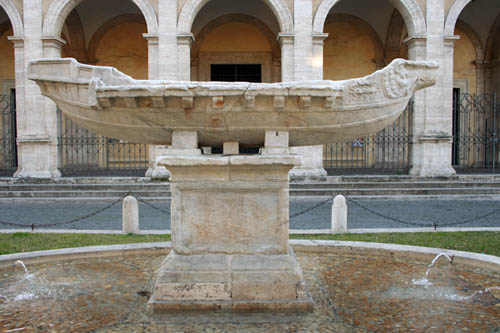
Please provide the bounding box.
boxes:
[0,193,129,230]
[290,197,332,220]
[346,197,500,230]
[346,198,436,228]
[135,196,171,216]
[0,191,498,231]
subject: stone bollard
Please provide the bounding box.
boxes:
[331,195,347,234]
[122,196,139,234]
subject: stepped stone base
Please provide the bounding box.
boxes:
[148,247,313,312]
[148,153,313,312]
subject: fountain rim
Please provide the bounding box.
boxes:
[1,240,498,270]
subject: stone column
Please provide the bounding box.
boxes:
[290,33,330,181]
[293,0,313,81]
[177,33,194,81]
[148,0,177,178]
[288,31,327,180]
[158,0,177,80]
[278,33,294,82]
[143,34,165,178]
[475,60,487,95]
[407,0,455,177]
[144,34,159,80]
[15,0,61,178]
[8,37,25,146]
[311,33,328,80]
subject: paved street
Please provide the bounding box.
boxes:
[0,197,499,231]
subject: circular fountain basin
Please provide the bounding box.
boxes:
[0,241,499,332]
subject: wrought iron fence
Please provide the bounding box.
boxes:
[324,101,413,175]
[452,92,500,173]
[0,93,17,176]
[57,109,148,176]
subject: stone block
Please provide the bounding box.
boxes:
[231,253,298,272]
[264,131,289,148]
[223,141,239,155]
[172,187,287,254]
[172,131,198,149]
[159,252,228,272]
[231,271,299,300]
[153,282,231,301]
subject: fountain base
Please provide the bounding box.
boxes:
[148,247,313,312]
[148,153,313,312]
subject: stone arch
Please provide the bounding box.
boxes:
[313,0,425,37]
[191,14,281,61]
[62,10,87,61]
[177,0,293,34]
[0,0,23,37]
[87,14,146,63]
[42,0,158,37]
[444,0,471,36]
[325,14,384,65]
[484,14,500,61]
[384,9,406,62]
[456,20,484,62]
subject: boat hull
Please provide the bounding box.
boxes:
[28,58,438,147]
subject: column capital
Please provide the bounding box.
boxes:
[177,33,195,46]
[277,33,294,46]
[444,35,460,47]
[312,33,328,45]
[41,36,66,52]
[7,36,24,47]
[403,35,426,47]
[474,60,495,69]
[143,33,159,45]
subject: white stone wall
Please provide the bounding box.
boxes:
[1,0,493,178]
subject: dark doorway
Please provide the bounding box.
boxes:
[211,64,262,83]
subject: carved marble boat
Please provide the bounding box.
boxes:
[28,58,437,146]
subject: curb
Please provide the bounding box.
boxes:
[1,240,498,270]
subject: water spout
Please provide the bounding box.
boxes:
[412,253,453,287]
[425,253,453,277]
[15,260,29,276]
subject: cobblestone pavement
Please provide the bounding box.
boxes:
[0,198,500,231]
[1,248,499,332]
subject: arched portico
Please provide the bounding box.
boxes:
[177,0,293,34]
[0,0,22,37]
[444,0,471,36]
[42,0,158,37]
[484,15,500,61]
[312,0,425,37]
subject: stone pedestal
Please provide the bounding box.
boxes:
[148,154,313,312]
[410,133,456,177]
[289,145,327,181]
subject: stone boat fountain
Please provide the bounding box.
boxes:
[27,57,438,312]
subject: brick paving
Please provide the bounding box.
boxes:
[0,248,499,332]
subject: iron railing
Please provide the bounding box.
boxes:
[57,109,148,176]
[324,101,413,175]
[0,93,17,176]
[452,92,500,173]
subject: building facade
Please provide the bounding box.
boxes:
[0,0,498,178]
